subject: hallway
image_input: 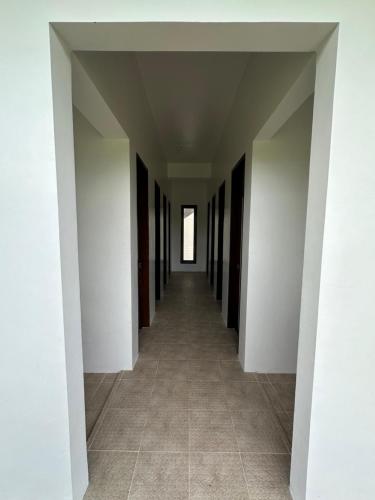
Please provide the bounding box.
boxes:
[84,273,294,499]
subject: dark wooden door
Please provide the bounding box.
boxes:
[137,155,150,328]
[155,182,161,301]
[216,182,225,301]
[163,194,167,286]
[206,201,210,276]
[168,201,171,276]
[210,195,216,286]
[228,156,245,333]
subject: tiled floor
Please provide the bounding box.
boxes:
[84,272,295,499]
[84,372,118,438]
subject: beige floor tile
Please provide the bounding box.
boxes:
[277,412,294,445]
[128,452,189,499]
[84,383,99,407]
[84,451,137,500]
[83,274,296,498]
[85,382,114,410]
[190,452,249,499]
[260,383,284,412]
[150,379,189,409]
[85,409,100,439]
[190,343,237,360]
[90,409,148,450]
[187,360,222,381]
[156,360,190,380]
[241,453,292,499]
[189,410,237,451]
[159,343,193,360]
[140,409,189,451]
[142,329,190,344]
[139,342,162,360]
[232,411,288,453]
[103,372,119,383]
[189,381,227,410]
[122,359,158,379]
[84,373,105,385]
[224,381,271,411]
[267,374,296,384]
[272,383,295,412]
[220,361,258,381]
[189,330,237,345]
[109,379,153,409]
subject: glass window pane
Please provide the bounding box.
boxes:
[183,207,195,261]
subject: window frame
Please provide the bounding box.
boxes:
[180,204,198,264]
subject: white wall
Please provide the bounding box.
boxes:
[51,33,88,500]
[76,52,168,330]
[245,96,313,373]
[2,7,375,500]
[73,108,133,372]
[212,53,311,326]
[170,179,208,272]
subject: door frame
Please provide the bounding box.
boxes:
[216,181,225,301]
[136,154,150,328]
[168,201,171,276]
[206,201,210,276]
[227,155,245,332]
[163,194,167,286]
[210,195,216,286]
[154,181,161,301]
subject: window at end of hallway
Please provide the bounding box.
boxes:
[181,205,197,263]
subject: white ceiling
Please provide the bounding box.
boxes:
[135,52,250,162]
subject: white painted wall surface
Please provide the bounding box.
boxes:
[212,54,311,331]
[74,108,133,372]
[245,97,313,373]
[171,179,208,272]
[76,52,168,329]
[50,33,88,500]
[2,6,375,500]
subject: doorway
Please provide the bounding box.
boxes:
[227,155,245,333]
[163,194,167,286]
[136,155,150,328]
[155,182,161,301]
[168,201,171,276]
[216,182,225,301]
[210,195,216,287]
[206,201,210,276]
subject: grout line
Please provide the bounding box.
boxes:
[257,380,291,455]
[104,406,283,413]
[87,276,295,497]
[127,366,158,500]
[228,403,251,500]
[86,371,122,448]
[88,448,290,454]
[85,373,106,408]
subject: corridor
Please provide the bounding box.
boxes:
[84,273,295,499]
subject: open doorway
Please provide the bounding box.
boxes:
[137,155,150,328]
[210,194,216,287]
[206,201,210,276]
[216,181,225,301]
[52,21,339,500]
[168,201,171,276]
[163,194,167,286]
[155,181,161,301]
[227,155,245,334]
